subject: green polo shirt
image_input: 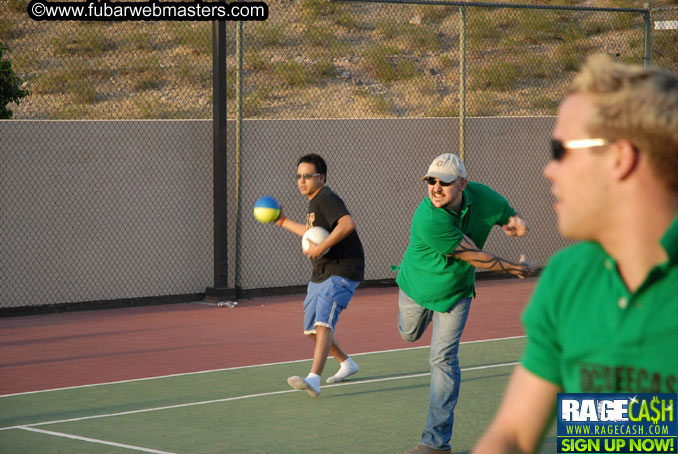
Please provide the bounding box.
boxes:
[395,182,516,312]
[522,215,678,393]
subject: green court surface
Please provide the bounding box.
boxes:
[0,336,555,453]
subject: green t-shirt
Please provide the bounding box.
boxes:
[522,215,678,393]
[395,181,516,312]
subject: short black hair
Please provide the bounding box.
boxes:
[297,154,327,177]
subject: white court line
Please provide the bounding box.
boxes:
[0,335,525,398]
[0,361,519,432]
[18,426,177,454]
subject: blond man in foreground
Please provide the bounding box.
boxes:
[473,54,678,453]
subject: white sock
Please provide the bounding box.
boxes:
[326,357,359,383]
[339,357,356,371]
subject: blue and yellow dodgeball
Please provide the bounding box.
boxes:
[253,196,281,223]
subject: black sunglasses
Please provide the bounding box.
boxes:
[551,138,609,161]
[424,177,454,187]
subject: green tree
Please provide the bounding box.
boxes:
[0,43,29,119]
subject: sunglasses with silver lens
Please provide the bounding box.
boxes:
[551,138,609,161]
[424,177,453,187]
[295,173,321,180]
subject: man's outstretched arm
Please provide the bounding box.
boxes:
[451,235,536,278]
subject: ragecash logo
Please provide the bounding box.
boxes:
[557,393,677,453]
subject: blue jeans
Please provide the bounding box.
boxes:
[398,289,472,450]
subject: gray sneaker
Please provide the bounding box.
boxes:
[287,375,320,397]
[404,444,451,454]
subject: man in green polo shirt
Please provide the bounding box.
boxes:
[473,55,678,453]
[395,153,535,454]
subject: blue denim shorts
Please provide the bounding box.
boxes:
[303,276,359,334]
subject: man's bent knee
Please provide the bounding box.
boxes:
[399,327,422,343]
[398,313,427,343]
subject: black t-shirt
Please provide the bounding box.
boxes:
[306,186,365,283]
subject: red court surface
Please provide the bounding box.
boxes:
[0,278,537,395]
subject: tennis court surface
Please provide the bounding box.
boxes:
[1,278,555,453]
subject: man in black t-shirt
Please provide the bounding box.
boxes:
[274,154,365,397]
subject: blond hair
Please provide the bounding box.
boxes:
[571,54,678,192]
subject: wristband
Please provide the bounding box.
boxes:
[277,216,287,227]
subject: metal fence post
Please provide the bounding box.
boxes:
[234,20,244,295]
[643,3,652,67]
[459,5,466,162]
[206,20,236,302]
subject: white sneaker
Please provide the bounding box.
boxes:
[326,358,359,384]
[287,375,320,397]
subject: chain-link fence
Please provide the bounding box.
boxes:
[3,1,675,120]
[223,0,674,293]
[652,5,678,74]
[225,1,659,120]
[1,0,213,119]
[1,0,676,312]
[1,1,216,314]
[0,120,214,313]
[2,1,675,120]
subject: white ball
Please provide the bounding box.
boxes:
[302,226,330,256]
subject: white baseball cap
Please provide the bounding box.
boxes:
[423,153,467,183]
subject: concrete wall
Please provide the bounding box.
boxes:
[1,117,569,309]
